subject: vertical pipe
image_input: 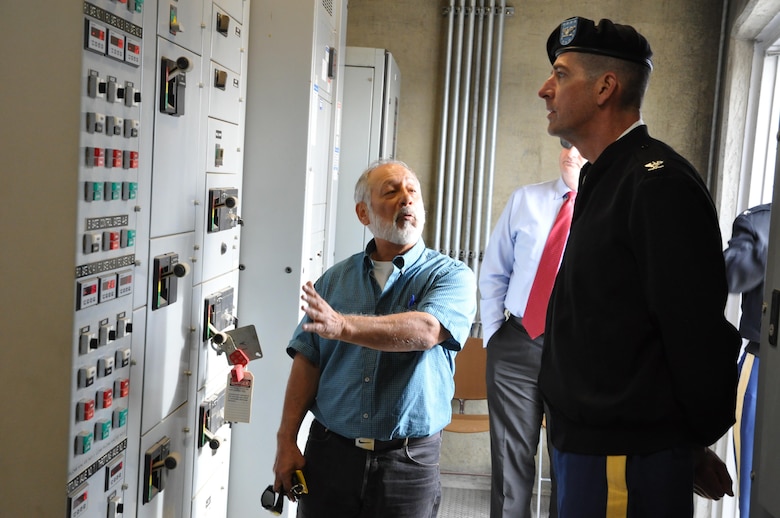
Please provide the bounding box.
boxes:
[452,0,477,262]
[483,0,506,244]
[434,0,455,252]
[435,0,506,280]
[442,0,466,257]
[463,0,485,270]
[472,0,495,284]
[706,0,730,197]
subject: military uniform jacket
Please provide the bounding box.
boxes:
[724,203,771,350]
[539,125,741,455]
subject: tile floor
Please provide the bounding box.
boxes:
[439,472,551,518]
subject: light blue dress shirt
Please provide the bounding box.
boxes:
[479,177,571,345]
[288,238,477,440]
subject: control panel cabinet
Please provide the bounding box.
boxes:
[231,0,348,514]
[5,0,348,515]
[67,1,250,517]
[69,4,146,518]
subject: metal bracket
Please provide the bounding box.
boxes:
[442,5,514,16]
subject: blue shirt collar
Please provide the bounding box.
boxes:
[363,238,426,273]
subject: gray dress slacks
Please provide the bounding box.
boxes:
[486,315,556,518]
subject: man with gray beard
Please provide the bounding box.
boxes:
[271,159,477,518]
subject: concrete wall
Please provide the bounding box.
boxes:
[0,3,82,515]
[345,0,724,232]
[715,0,780,232]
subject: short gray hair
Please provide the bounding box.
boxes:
[353,159,417,205]
[579,53,650,110]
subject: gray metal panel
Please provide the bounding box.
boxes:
[209,61,242,124]
[157,0,205,53]
[142,232,195,434]
[150,39,202,238]
[215,0,244,24]
[210,5,243,74]
[135,405,192,518]
[345,46,386,161]
[380,51,401,159]
[230,1,346,516]
[333,64,375,263]
[333,47,401,264]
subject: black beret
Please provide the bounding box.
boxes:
[547,17,653,70]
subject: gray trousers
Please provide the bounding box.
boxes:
[486,315,556,518]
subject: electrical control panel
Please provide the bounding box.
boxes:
[69,4,144,517]
[70,1,249,517]
[5,0,350,515]
[39,0,351,515]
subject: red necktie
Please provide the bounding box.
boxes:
[522,191,576,339]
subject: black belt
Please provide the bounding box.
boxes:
[508,313,530,332]
[312,420,437,452]
[505,314,546,342]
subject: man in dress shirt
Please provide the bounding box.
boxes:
[272,159,477,518]
[479,138,584,518]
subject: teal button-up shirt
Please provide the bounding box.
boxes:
[288,239,476,440]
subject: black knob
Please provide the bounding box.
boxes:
[164,454,179,470]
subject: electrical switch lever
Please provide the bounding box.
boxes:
[152,451,180,471]
[152,253,190,310]
[202,428,221,450]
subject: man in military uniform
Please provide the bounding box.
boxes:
[536,16,740,516]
